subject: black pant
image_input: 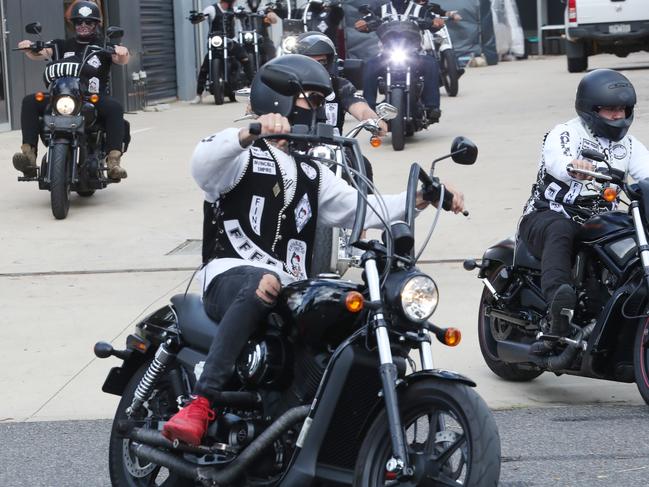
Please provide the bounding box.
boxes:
[518,210,581,301]
[21,94,125,153]
[194,265,279,402]
[196,42,251,95]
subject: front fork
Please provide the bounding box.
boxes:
[631,201,649,291]
[364,258,412,476]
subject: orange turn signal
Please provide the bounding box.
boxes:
[443,328,462,347]
[603,187,617,203]
[345,291,364,313]
[89,94,100,104]
[35,92,45,102]
[370,135,382,148]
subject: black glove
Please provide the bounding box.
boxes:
[423,178,454,211]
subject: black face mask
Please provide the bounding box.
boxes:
[289,106,317,127]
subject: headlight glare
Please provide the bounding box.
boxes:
[389,48,408,65]
[244,32,254,43]
[55,96,77,116]
[210,36,223,48]
[282,35,298,53]
[400,275,438,322]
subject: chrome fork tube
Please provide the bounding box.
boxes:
[418,333,434,371]
[631,202,649,290]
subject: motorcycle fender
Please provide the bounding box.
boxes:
[101,349,148,397]
[43,114,84,134]
[479,237,515,278]
[399,369,476,389]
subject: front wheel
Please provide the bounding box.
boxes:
[389,87,406,151]
[633,318,649,405]
[49,144,71,220]
[440,49,459,97]
[211,58,225,105]
[353,380,501,486]
[310,225,335,277]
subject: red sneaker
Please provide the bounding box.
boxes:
[162,396,215,446]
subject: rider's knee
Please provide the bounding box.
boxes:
[255,273,281,305]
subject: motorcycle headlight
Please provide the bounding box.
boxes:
[55,95,77,116]
[400,275,439,322]
[244,32,254,43]
[308,145,336,165]
[210,36,223,48]
[389,48,408,65]
[282,35,298,53]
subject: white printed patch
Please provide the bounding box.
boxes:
[549,201,568,217]
[88,76,100,93]
[250,146,272,159]
[286,239,307,280]
[294,193,312,233]
[563,180,583,204]
[581,139,599,154]
[544,182,561,202]
[79,6,93,17]
[224,220,282,268]
[249,195,265,236]
[325,103,338,126]
[611,144,627,160]
[194,361,205,381]
[87,55,101,69]
[300,162,317,180]
[63,51,76,59]
[252,158,276,175]
[318,20,328,32]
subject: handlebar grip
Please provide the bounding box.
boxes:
[441,186,454,211]
[249,122,262,136]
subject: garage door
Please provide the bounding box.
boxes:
[140,0,177,101]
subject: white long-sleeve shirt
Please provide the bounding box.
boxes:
[192,127,409,285]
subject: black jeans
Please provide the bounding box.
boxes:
[21,94,125,153]
[518,210,581,301]
[194,265,279,402]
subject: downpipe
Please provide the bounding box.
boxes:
[131,404,310,486]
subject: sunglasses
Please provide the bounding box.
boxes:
[73,19,98,26]
[298,92,326,107]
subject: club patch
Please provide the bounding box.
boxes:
[87,55,101,69]
[273,183,281,197]
[563,181,583,204]
[250,146,272,159]
[286,239,307,280]
[325,103,338,126]
[249,195,265,236]
[79,6,92,17]
[253,158,276,175]
[224,220,282,269]
[611,144,627,160]
[300,162,317,180]
[294,194,312,233]
[581,139,600,154]
[88,77,100,93]
[544,182,561,202]
[63,51,76,59]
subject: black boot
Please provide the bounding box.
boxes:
[425,107,441,125]
[548,284,576,337]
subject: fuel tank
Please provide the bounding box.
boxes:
[578,211,633,243]
[276,278,365,349]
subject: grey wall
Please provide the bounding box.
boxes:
[174,0,201,101]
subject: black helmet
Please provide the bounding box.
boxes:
[296,31,337,74]
[69,1,102,23]
[575,69,636,141]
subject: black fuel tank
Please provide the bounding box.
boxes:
[578,211,633,243]
[276,278,365,349]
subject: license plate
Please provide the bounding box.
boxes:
[609,23,631,34]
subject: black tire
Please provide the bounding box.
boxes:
[211,59,225,105]
[633,318,649,405]
[389,87,406,151]
[353,380,501,486]
[49,144,71,220]
[108,361,194,486]
[478,266,544,382]
[441,49,459,97]
[310,225,334,277]
[76,190,95,197]
[566,41,588,73]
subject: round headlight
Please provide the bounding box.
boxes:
[210,36,223,48]
[400,275,439,322]
[55,96,77,116]
[389,48,408,65]
[308,144,335,165]
[244,32,254,43]
[282,35,298,53]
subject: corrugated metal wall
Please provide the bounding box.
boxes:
[140,0,177,101]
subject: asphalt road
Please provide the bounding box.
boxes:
[1,405,648,486]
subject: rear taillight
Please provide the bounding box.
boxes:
[568,0,577,24]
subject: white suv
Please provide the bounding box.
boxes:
[564,0,649,72]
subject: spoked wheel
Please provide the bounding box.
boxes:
[353,380,501,486]
[108,361,194,486]
[633,318,649,405]
[478,266,544,382]
[49,143,71,220]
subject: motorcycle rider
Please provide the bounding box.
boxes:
[354,0,446,124]
[162,54,465,446]
[233,0,280,67]
[301,0,345,48]
[519,69,649,342]
[190,0,255,104]
[13,0,129,180]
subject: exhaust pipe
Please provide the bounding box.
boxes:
[497,340,533,363]
[132,404,310,485]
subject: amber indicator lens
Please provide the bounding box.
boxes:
[35,92,45,102]
[444,328,462,347]
[370,135,382,148]
[89,94,100,104]
[345,291,364,313]
[603,187,617,202]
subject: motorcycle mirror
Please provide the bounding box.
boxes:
[106,26,125,40]
[260,65,302,96]
[235,87,251,103]
[376,103,398,121]
[580,149,606,164]
[25,22,42,35]
[358,4,371,14]
[450,136,478,165]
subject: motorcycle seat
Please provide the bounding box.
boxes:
[171,293,219,353]
[513,237,542,270]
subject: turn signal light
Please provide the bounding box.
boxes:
[345,291,364,313]
[35,92,45,102]
[89,94,100,104]
[370,135,382,148]
[443,328,462,347]
[603,187,617,203]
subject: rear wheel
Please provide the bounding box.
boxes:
[211,59,225,105]
[353,380,501,486]
[566,41,588,73]
[389,87,406,151]
[440,49,459,97]
[49,144,71,220]
[633,318,649,405]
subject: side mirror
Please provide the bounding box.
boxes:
[451,136,478,165]
[106,26,125,40]
[260,64,301,96]
[580,149,606,163]
[25,22,42,35]
[376,103,398,121]
[358,4,371,14]
[234,87,251,103]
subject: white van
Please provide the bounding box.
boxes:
[564,0,649,72]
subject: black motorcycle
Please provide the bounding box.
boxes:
[234,7,272,75]
[15,22,129,220]
[95,67,500,486]
[465,149,649,405]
